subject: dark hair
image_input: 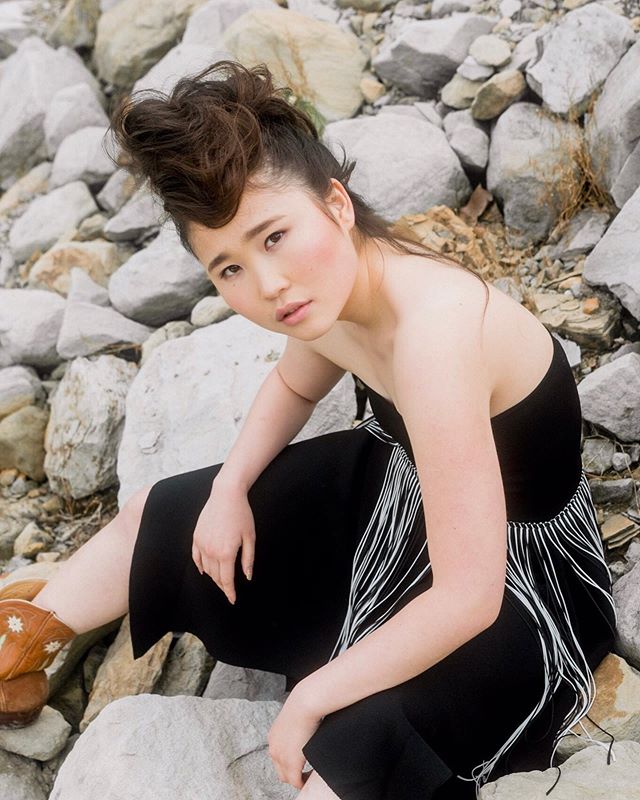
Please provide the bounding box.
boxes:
[108,59,489,319]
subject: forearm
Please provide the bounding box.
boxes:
[296,586,498,717]
[213,366,316,493]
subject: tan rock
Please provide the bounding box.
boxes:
[441,73,484,110]
[361,74,386,104]
[557,654,640,758]
[471,69,526,120]
[46,0,100,50]
[0,405,48,481]
[13,521,53,558]
[80,615,172,731]
[28,239,123,296]
[0,162,50,216]
[532,290,618,349]
[222,7,367,123]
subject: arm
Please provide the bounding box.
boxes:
[294,300,508,718]
[214,337,346,493]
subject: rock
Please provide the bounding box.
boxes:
[9,181,98,264]
[0,288,65,368]
[582,437,616,475]
[323,114,470,220]
[0,0,38,59]
[52,695,297,799]
[486,103,582,244]
[0,365,43,420]
[66,267,111,306]
[0,405,48,481]
[182,0,274,46]
[155,633,214,697]
[590,478,636,506]
[0,160,50,216]
[443,113,490,170]
[506,27,548,72]
[190,294,234,327]
[379,101,443,128]
[28,239,122,296]
[430,0,477,18]
[457,55,494,81]
[80,615,172,731]
[470,69,526,120]
[13,521,53,558]
[222,7,367,123]
[44,355,138,498]
[56,302,154,360]
[46,0,100,50]
[49,126,116,191]
[0,746,47,800]
[583,187,640,322]
[613,561,640,671]
[95,168,136,215]
[577,353,640,443]
[131,42,231,96]
[468,34,511,68]
[0,705,71,761]
[372,14,494,98]
[94,0,206,88]
[587,41,640,209]
[44,83,109,160]
[0,36,100,185]
[140,321,194,365]
[525,4,636,116]
[499,0,521,17]
[531,290,618,350]
[548,208,611,261]
[108,222,212,326]
[441,73,484,109]
[204,662,288,702]
[102,183,164,242]
[479,739,640,798]
[116,315,358,505]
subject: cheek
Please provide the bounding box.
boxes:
[296,228,343,280]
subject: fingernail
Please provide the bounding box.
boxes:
[245,570,252,581]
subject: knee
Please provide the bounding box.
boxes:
[118,484,154,539]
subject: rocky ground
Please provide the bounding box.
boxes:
[1,0,640,797]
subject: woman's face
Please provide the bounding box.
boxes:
[188,179,361,341]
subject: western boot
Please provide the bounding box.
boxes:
[0,597,76,728]
[0,578,48,602]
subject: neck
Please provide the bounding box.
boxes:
[337,238,397,335]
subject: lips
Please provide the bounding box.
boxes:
[276,301,309,322]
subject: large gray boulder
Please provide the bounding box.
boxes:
[116,314,358,506]
[583,186,640,322]
[372,14,494,98]
[525,4,636,117]
[486,102,582,245]
[108,221,212,326]
[587,41,640,209]
[323,113,470,220]
[49,695,297,800]
[577,352,640,443]
[0,289,65,368]
[56,302,154,360]
[0,36,100,185]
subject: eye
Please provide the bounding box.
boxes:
[218,230,285,280]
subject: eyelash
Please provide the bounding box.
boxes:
[219,230,285,280]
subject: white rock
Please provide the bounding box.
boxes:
[323,113,470,221]
[131,42,231,96]
[204,662,287,702]
[583,186,640,322]
[499,0,521,17]
[0,0,37,58]
[44,355,138,499]
[431,0,476,16]
[108,221,212,326]
[0,36,100,183]
[457,54,494,81]
[0,365,43,420]
[0,705,69,761]
[0,288,65,368]
[468,34,512,67]
[448,126,489,170]
[0,747,47,800]
[44,83,109,159]
[372,14,494,98]
[96,167,137,215]
[116,314,358,505]
[526,3,636,116]
[577,353,640,443]
[9,181,98,264]
[182,0,274,46]
[102,183,164,242]
[190,294,234,327]
[587,41,640,209]
[67,267,111,307]
[50,695,298,800]
[56,302,154,360]
[49,126,117,191]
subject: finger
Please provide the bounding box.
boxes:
[201,555,222,592]
[191,545,203,575]
[218,557,237,604]
[241,534,255,581]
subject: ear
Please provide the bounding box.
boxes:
[326,178,355,231]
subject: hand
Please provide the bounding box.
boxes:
[191,479,256,605]
[268,686,324,790]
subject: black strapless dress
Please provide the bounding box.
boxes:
[129,330,617,800]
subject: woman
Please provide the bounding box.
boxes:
[0,60,617,799]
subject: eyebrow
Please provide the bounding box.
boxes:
[206,215,286,274]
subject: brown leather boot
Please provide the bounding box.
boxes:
[0,596,76,728]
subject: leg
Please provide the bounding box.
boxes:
[297,769,341,800]
[28,485,152,633]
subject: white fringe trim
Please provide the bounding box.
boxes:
[329,415,618,798]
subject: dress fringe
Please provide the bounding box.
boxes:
[329,415,618,798]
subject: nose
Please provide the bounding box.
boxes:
[255,263,290,299]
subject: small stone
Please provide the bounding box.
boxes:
[457,55,494,82]
[471,69,526,120]
[0,705,71,760]
[468,34,512,67]
[441,74,484,110]
[500,0,522,16]
[13,521,53,558]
